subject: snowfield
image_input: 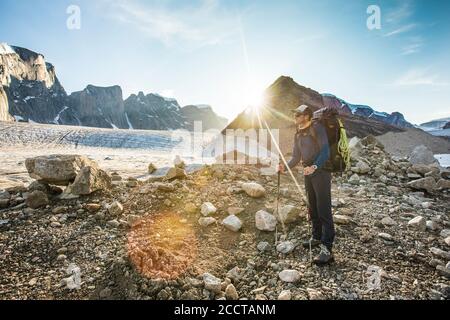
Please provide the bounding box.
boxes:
[0,121,217,189]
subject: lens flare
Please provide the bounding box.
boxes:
[127,212,198,280]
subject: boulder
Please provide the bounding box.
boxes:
[409,145,438,165]
[222,215,242,232]
[165,167,187,180]
[279,270,301,283]
[201,202,217,216]
[255,210,277,231]
[278,205,301,224]
[407,216,426,232]
[68,166,112,195]
[25,155,97,186]
[26,191,49,209]
[242,182,266,198]
[436,179,450,190]
[407,177,436,194]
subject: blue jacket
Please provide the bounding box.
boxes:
[287,122,330,169]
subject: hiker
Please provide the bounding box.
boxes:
[278,104,335,265]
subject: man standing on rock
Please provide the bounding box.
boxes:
[278,105,335,265]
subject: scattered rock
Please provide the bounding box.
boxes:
[255,210,277,232]
[378,233,394,241]
[381,216,397,226]
[203,273,222,294]
[278,290,292,300]
[409,145,438,165]
[227,207,244,215]
[242,182,266,198]
[225,284,239,300]
[68,166,112,195]
[334,215,353,225]
[430,247,450,260]
[408,216,427,232]
[307,288,324,300]
[278,205,301,224]
[108,201,123,216]
[257,241,270,252]
[279,270,301,283]
[86,203,101,213]
[407,177,436,194]
[222,215,242,232]
[165,167,187,180]
[436,179,450,190]
[276,241,296,254]
[25,191,49,209]
[198,217,217,227]
[201,202,217,216]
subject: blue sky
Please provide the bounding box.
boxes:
[1,0,449,124]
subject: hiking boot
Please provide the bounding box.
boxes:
[313,244,334,265]
[302,238,321,249]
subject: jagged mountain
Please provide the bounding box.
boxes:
[322,94,413,128]
[0,44,78,124]
[69,85,128,129]
[0,43,228,131]
[224,76,406,155]
[124,92,186,130]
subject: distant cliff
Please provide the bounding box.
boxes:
[0,43,228,131]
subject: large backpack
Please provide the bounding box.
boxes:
[310,107,350,173]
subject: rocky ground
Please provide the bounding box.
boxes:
[0,136,449,300]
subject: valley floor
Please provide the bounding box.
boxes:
[0,122,449,300]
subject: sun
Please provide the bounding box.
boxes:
[244,85,266,113]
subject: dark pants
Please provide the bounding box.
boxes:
[305,169,335,251]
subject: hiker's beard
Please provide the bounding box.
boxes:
[297,118,312,130]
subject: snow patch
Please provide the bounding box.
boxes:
[13,115,24,122]
[196,104,212,110]
[0,43,16,55]
[53,106,69,124]
[125,113,134,130]
[23,96,35,102]
[435,154,450,167]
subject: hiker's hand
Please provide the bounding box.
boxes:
[303,166,316,176]
[278,163,285,173]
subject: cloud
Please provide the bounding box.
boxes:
[383,23,417,37]
[386,2,414,24]
[401,37,423,55]
[102,0,240,48]
[394,69,449,86]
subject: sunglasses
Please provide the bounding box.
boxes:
[294,113,306,118]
